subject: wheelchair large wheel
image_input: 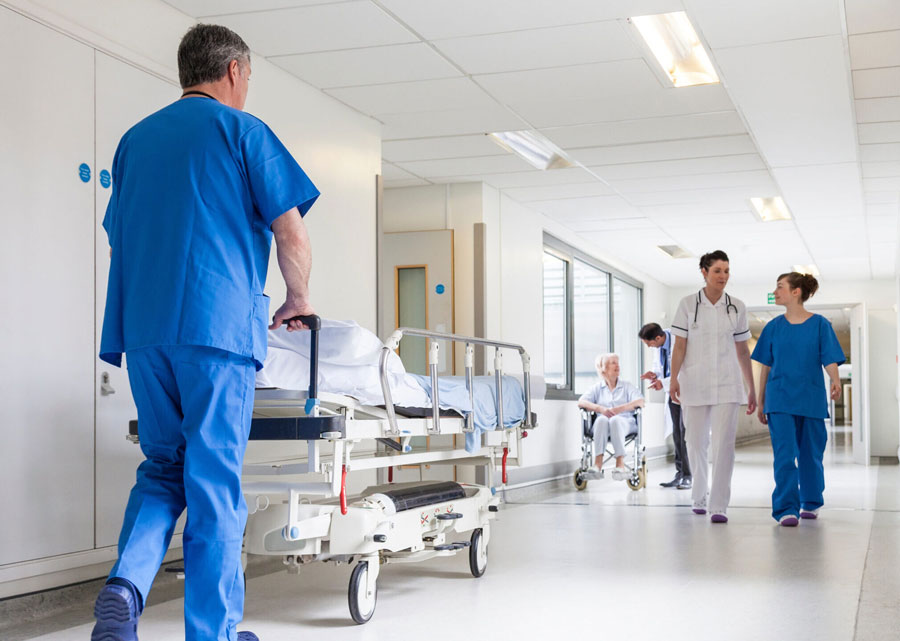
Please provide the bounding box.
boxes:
[573,469,588,491]
[348,561,376,624]
[626,466,646,491]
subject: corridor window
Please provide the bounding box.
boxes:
[574,260,609,394]
[613,278,642,387]
[542,251,568,388]
[543,234,642,398]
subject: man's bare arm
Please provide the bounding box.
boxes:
[269,208,314,331]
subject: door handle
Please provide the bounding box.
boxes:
[101,371,116,396]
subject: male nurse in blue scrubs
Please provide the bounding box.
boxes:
[92,24,320,641]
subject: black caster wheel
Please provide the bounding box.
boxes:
[469,528,488,578]
[348,561,376,624]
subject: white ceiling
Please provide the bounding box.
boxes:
[162,0,900,286]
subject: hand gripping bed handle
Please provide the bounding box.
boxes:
[283,315,321,415]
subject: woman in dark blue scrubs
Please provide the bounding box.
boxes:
[751,273,844,527]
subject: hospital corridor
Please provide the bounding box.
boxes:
[3,1,900,641]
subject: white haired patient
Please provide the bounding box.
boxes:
[577,353,644,481]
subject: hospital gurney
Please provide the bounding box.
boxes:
[572,408,646,492]
[127,315,536,624]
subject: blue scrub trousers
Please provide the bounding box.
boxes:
[767,412,827,521]
[111,345,256,641]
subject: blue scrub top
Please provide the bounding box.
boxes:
[751,314,845,418]
[100,97,320,370]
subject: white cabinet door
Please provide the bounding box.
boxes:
[0,8,96,564]
[94,52,177,547]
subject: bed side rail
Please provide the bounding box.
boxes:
[379,328,533,437]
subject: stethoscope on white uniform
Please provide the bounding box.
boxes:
[692,290,738,330]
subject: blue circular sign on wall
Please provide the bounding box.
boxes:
[78,163,91,183]
[435,284,445,295]
[99,169,111,189]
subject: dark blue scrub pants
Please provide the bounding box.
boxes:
[112,345,256,641]
[767,412,827,521]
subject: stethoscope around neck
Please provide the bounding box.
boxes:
[693,289,737,329]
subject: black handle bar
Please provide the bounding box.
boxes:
[282,315,320,410]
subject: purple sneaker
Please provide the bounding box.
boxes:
[800,509,819,520]
[779,515,799,527]
[710,513,728,523]
[692,508,707,515]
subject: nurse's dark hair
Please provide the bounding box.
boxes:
[778,271,819,302]
[638,323,665,340]
[699,250,729,272]
[177,24,250,89]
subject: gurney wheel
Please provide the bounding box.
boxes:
[626,467,646,491]
[348,561,376,624]
[573,470,588,491]
[469,528,488,578]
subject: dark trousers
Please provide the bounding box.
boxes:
[668,397,691,479]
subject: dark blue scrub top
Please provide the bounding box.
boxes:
[100,97,320,370]
[751,314,845,418]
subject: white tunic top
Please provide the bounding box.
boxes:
[670,290,750,407]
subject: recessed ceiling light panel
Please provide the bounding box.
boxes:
[488,130,573,171]
[657,244,693,259]
[630,12,719,88]
[792,264,820,277]
[750,196,792,222]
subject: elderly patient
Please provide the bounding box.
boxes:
[578,353,644,481]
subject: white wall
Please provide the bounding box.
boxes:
[669,279,899,458]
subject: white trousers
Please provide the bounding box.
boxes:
[683,403,740,514]
[592,415,636,459]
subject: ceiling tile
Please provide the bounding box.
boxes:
[433,21,638,75]
[627,186,763,207]
[379,105,529,139]
[773,163,865,221]
[640,201,755,218]
[565,218,659,233]
[863,176,900,191]
[591,154,765,180]
[860,143,900,162]
[502,182,613,202]
[383,135,506,162]
[474,59,659,106]
[432,167,598,189]
[866,203,900,217]
[516,84,736,128]
[690,0,841,49]
[855,97,900,124]
[396,154,533,178]
[714,36,858,167]
[858,122,900,145]
[609,169,776,194]
[530,195,643,220]
[849,31,900,70]
[652,211,758,227]
[569,135,756,165]
[209,2,416,56]
[327,77,495,115]
[861,161,900,179]
[540,111,745,149]
[852,67,900,99]
[162,0,343,17]
[868,215,899,242]
[381,162,420,181]
[377,0,683,40]
[271,43,460,89]
[844,0,900,35]
[867,192,900,205]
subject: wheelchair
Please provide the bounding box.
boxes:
[573,408,646,492]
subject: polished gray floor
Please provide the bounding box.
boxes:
[23,436,900,641]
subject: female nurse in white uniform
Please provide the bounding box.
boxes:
[669,250,756,523]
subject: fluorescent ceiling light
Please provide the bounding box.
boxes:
[750,197,792,222]
[657,244,693,259]
[793,264,820,277]
[630,12,719,88]
[488,130,573,170]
